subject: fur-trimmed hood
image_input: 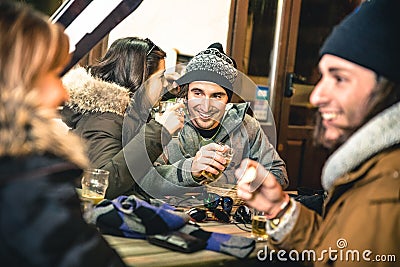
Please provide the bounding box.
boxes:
[62,67,131,116]
[322,101,400,190]
[0,89,88,169]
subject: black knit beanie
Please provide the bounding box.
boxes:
[176,43,238,101]
[320,0,400,83]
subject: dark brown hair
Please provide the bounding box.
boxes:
[89,37,166,94]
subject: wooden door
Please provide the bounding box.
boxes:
[230,0,361,191]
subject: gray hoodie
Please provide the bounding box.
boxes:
[130,102,288,199]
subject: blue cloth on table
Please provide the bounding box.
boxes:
[179,224,255,259]
[90,195,255,258]
[90,195,189,238]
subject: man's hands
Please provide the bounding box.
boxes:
[191,143,229,180]
[155,102,184,135]
[236,159,288,218]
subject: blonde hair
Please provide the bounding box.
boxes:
[0,1,88,169]
[0,1,70,92]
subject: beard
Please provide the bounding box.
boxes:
[191,116,219,130]
[187,104,224,130]
[313,78,400,153]
[313,113,352,153]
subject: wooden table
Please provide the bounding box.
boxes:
[103,192,300,267]
[104,221,272,267]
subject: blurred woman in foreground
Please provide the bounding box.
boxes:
[0,1,126,266]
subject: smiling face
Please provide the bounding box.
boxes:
[310,54,377,148]
[187,81,229,130]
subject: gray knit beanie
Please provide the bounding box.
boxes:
[176,43,238,101]
[320,0,400,83]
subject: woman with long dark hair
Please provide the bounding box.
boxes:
[61,37,184,199]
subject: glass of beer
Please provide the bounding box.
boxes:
[81,169,109,205]
[200,143,234,184]
[251,209,268,241]
[155,99,185,138]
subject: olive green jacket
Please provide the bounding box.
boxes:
[61,67,169,200]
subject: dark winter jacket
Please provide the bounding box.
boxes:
[61,67,170,200]
[0,91,126,266]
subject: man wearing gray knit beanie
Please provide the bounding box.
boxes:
[138,43,288,193]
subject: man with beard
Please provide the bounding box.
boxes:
[136,43,288,197]
[236,1,400,266]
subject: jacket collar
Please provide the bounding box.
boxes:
[62,66,131,116]
[322,101,400,191]
[0,90,88,169]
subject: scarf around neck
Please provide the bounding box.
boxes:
[322,101,400,191]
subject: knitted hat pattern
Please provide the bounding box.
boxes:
[176,43,238,96]
[186,47,237,84]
